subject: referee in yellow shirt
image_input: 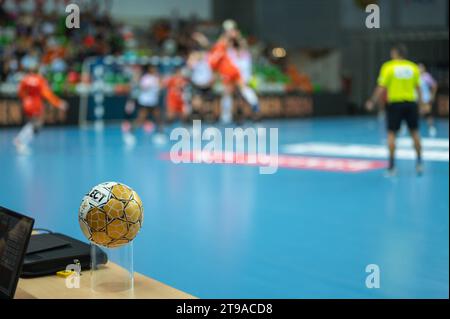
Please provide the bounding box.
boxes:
[366,44,423,176]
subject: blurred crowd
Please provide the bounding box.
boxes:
[0,0,126,86]
[0,0,313,95]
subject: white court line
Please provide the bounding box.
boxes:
[282,141,449,162]
[397,138,449,149]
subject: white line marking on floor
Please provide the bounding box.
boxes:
[282,139,449,162]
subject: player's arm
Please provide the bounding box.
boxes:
[366,86,386,111]
[187,52,198,69]
[191,32,210,49]
[40,77,68,111]
[366,64,388,111]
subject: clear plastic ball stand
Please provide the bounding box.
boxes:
[90,242,134,296]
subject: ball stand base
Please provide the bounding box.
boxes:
[90,243,134,295]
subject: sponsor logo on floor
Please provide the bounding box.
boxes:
[160,151,387,173]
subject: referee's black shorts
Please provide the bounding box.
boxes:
[386,101,419,132]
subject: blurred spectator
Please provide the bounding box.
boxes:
[285,64,313,93]
[0,0,310,96]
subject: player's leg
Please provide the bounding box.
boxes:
[238,81,260,122]
[149,106,167,145]
[138,106,156,133]
[165,108,176,124]
[387,131,397,175]
[122,98,136,133]
[192,86,210,121]
[133,106,149,130]
[406,102,423,175]
[183,85,193,123]
[385,103,401,175]
[123,101,147,146]
[423,104,437,137]
[233,94,245,126]
[191,90,202,120]
[427,114,437,137]
[197,87,216,123]
[220,84,234,124]
[410,129,423,175]
[239,83,259,118]
[14,107,44,153]
[33,111,45,135]
[165,93,179,125]
[14,120,35,153]
[179,88,192,125]
[151,106,164,133]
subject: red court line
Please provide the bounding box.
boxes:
[159,151,388,173]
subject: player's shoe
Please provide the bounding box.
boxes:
[13,139,31,155]
[416,162,424,176]
[143,121,155,134]
[123,132,137,146]
[121,121,131,133]
[152,133,167,145]
[428,126,437,138]
[384,167,397,178]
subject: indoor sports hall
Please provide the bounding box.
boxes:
[0,0,448,300]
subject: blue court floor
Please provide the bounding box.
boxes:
[0,117,448,298]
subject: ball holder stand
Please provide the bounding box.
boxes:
[90,242,134,295]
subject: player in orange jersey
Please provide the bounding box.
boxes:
[14,64,68,154]
[164,67,189,123]
[207,21,260,123]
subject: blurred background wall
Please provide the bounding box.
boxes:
[212,0,449,107]
[0,0,448,112]
[110,0,211,24]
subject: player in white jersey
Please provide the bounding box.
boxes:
[187,49,215,120]
[210,22,260,124]
[228,43,252,85]
[418,63,438,137]
[191,24,260,124]
[123,65,165,145]
[189,51,214,89]
[228,38,254,124]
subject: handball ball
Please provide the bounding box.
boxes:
[223,19,237,32]
[79,182,144,248]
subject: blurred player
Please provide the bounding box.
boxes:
[135,65,163,133]
[14,63,67,154]
[187,47,215,120]
[164,67,189,123]
[228,37,252,86]
[228,35,254,123]
[208,20,260,124]
[123,65,165,145]
[122,64,141,136]
[418,63,438,137]
[366,44,423,176]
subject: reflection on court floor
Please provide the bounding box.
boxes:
[0,117,448,298]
